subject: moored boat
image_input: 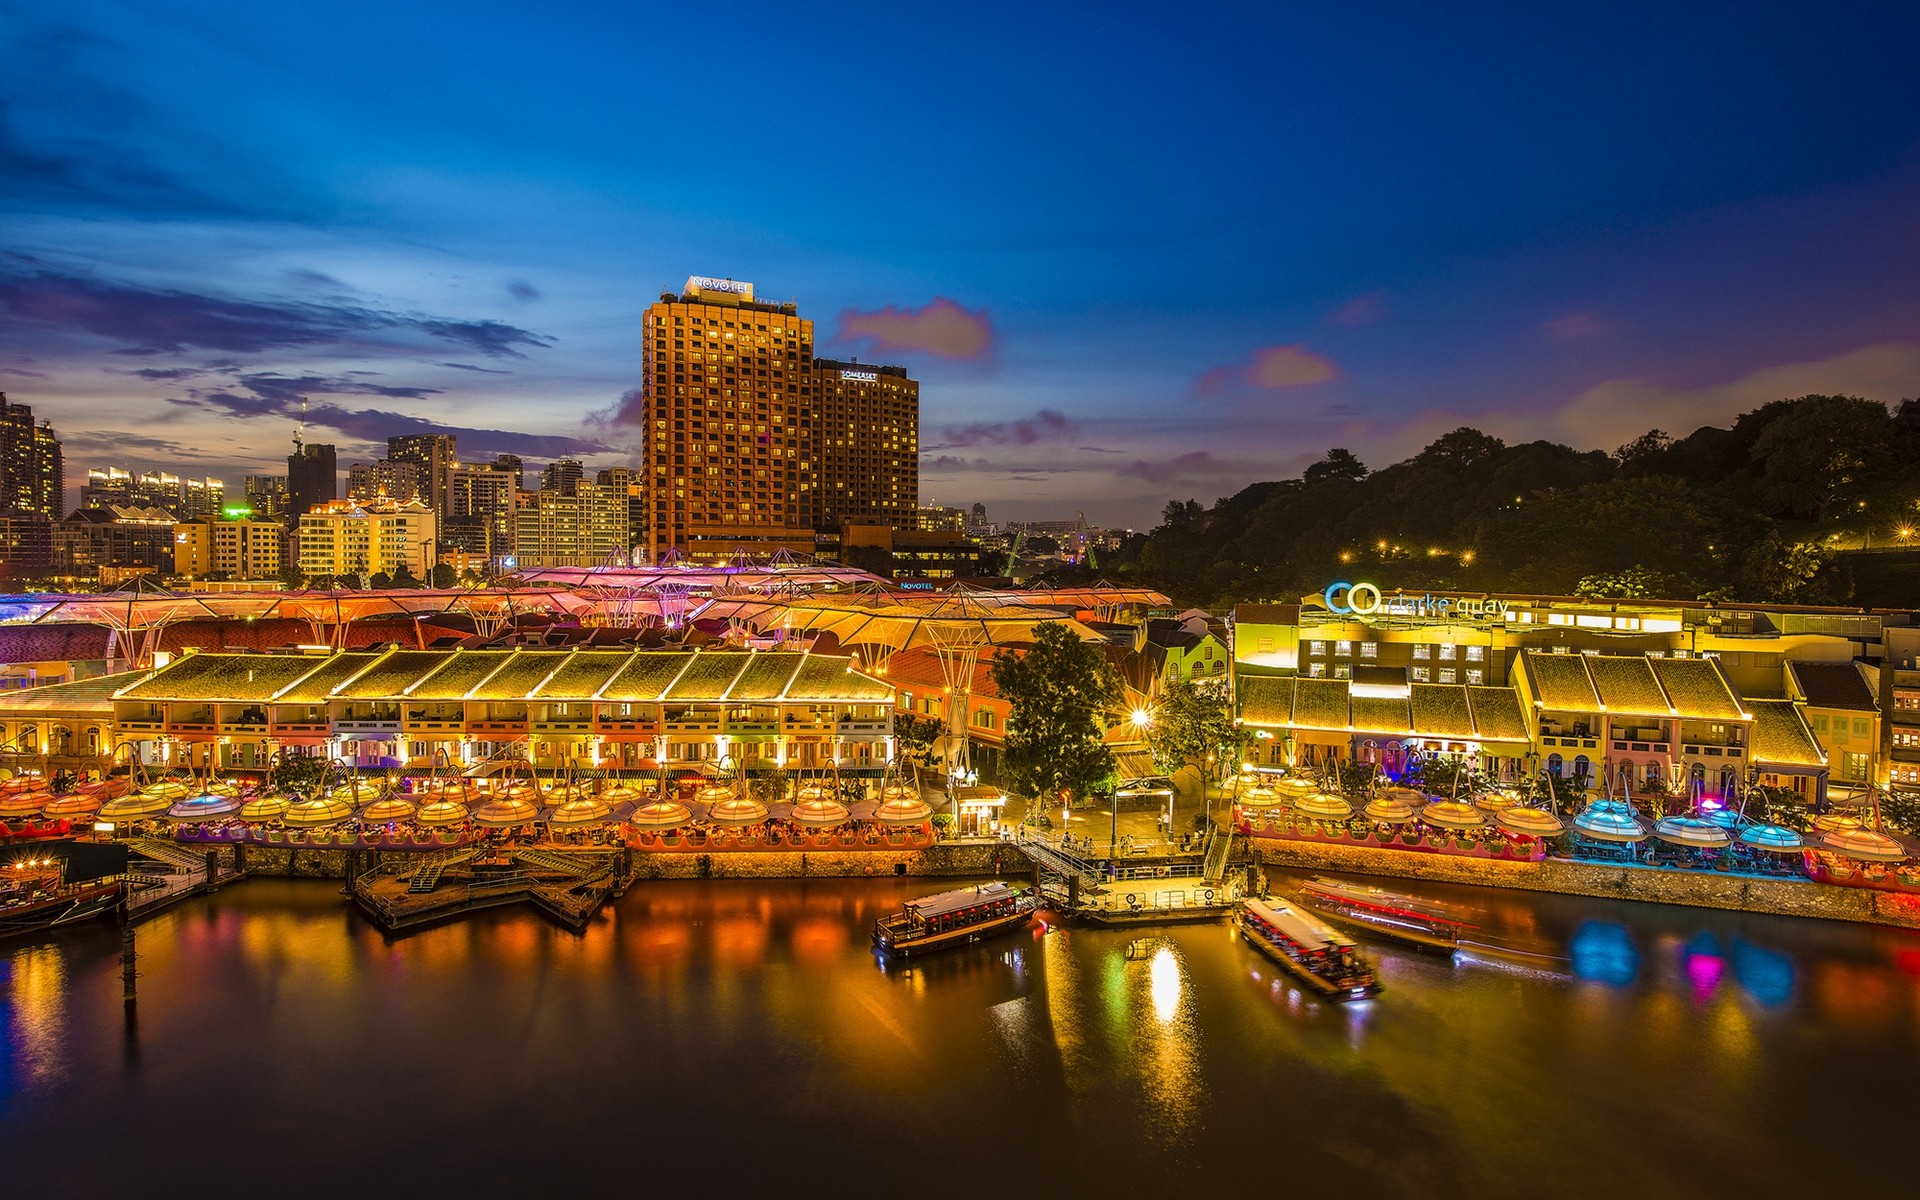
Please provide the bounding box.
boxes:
[1,853,123,941]
[872,881,1041,957]
[1235,897,1382,1001]
[1294,875,1476,954]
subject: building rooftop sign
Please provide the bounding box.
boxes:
[1323,581,1512,621]
[839,369,880,383]
[684,276,754,301]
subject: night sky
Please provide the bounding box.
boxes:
[4,1,1919,526]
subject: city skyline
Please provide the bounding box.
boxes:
[5,3,1920,527]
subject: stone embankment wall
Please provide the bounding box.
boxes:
[234,841,1011,882]
[629,840,1010,880]
[1251,838,1920,930]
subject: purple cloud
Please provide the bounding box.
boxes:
[1117,451,1222,484]
[928,408,1078,450]
[831,297,994,359]
[1193,344,1340,399]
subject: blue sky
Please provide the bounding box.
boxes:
[4,1,1919,526]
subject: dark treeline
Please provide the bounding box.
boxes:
[1053,395,1920,609]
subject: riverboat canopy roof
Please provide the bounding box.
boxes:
[107,647,890,705]
[905,881,1020,921]
[1237,676,1531,744]
[1516,651,1746,719]
[1746,700,1826,768]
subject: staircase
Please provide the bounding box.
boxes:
[510,848,610,879]
[1201,828,1235,884]
[1020,837,1107,890]
[406,848,478,893]
[126,837,214,874]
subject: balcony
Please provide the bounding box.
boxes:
[723,721,781,742]
[334,718,401,740]
[834,718,891,741]
[468,718,528,736]
[1682,744,1744,759]
[1540,733,1599,750]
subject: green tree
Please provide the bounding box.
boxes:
[892,711,946,769]
[277,562,306,589]
[1574,565,1679,600]
[1750,395,1899,521]
[430,562,457,589]
[1144,677,1241,781]
[990,622,1122,806]
[269,753,328,795]
[388,564,422,589]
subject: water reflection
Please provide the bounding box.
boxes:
[1571,921,1639,986]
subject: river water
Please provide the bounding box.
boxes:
[3,872,1917,1198]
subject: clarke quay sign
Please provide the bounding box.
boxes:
[1323,581,1511,620]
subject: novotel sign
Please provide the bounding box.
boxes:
[685,276,753,297]
[1323,581,1511,620]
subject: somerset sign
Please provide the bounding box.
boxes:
[1323,581,1512,620]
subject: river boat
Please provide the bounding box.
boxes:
[0,860,122,941]
[1293,875,1476,954]
[872,881,1041,957]
[1235,897,1382,1001]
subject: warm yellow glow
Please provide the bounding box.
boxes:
[1131,708,1152,729]
[1149,945,1182,1023]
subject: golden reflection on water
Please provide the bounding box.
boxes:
[5,945,68,1089]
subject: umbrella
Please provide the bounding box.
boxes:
[1654,816,1733,849]
[708,794,771,826]
[415,800,470,827]
[628,799,692,829]
[695,784,736,805]
[1572,800,1649,843]
[283,795,354,828]
[1421,801,1489,830]
[43,792,105,819]
[418,777,481,799]
[596,783,648,804]
[201,780,243,797]
[547,797,616,829]
[1379,786,1427,808]
[545,783,593,804]
[1237,786,1282,809]
[168,792,243,819]
[138,780,194,801]
[99,791,174,820]
[1363,795,1415,824]
[1278,778,1319,799]
[1496,806,1565,836]
[1820,828,1907,862]
[1294,792,1353,820]
[1737,823,1804,853]
[238,795,292,822]
[472,796,541,828]
[327,780,385,803]
[360,796,418,823]
[875,794,933,823]
[0,790,49,818]
[1810,814,1862,833]
[792,797,851,825]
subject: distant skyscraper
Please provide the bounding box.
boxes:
[444,459,521,560]
[243,474,289,520]
[287,442,337,524]
[179,476,225,520]
[80,466,134,510]
[540,458,584,497]
[808,358,919,531]
[387,434,457,518]
[638,276,817,562]
[347,458,422,505]
[513,480,629,567]
[0,393,64,519]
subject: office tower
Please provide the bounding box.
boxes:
[297,498,437,580]
[287,441,337,524]
[347,458,423,505]
[540,458,584,497]
[444,459,521,559]
[387,434,457,518]
[513,480,629,567]
[79,466,134,510]
[594,467,645,550]
[0,511,53,579]
[173,515,283,579]
[131,470,182,514]
[179,476,225,520]
[638,276,816,562]
[0,393,64,518]
[243,474,289,520]
[808,358,919,531]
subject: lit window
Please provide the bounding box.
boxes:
[1308,663,1326,678]
[1438,668,1457,684]
[1359,642,1378,659]
[1439,643,1457,661]
[1411,666,1431,683]
[1464,645,1485,662]
[1412,644,1431,659]
[1335,640,1353,657]
[1466,669,1484,685]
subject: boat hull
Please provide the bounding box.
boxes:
[0,880,122,941]
[1234,908,1382,1002]
[873,901,1040,958]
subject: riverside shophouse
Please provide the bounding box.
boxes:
[0,646,895,777]
[1232,586,1911,802]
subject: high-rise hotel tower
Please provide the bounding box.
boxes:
[640,276,918,563]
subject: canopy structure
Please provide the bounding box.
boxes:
[1279,778,1320,800]
[547,797,616,829]
[1654,816,1733,849]
[168,792,243,819]
[1363,795,1415,824]
[99,791,174,820]
[707,793,770,826]
[1495,806,1565,837]
[238,795,291,822]
[874,794,933,823]
[327,780,385,804]
[1820,828,1908,862]
[138,780,195,801]
[283,795,354,828]
[0,790,49,818]
[472,796,541,828]
[1573,800,1649,843]
[42,792,104,819]
[415,800,470,827]
[1738,824,1805,853]
[1237,785,1282,809]
[792,797,851,825]
[1810,814,1863,833]
[1294,792,1354,821]
[595,783,649,805]
[628,799,693,829]
[1421,800,1489,830]
[360,796,418,823]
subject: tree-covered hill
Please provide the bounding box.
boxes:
[1057,395,1920,609]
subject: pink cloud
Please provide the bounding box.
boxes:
[1330,290,1387,328]
[1539,311,1612,341]
[1193,343,1340,398]
[832,297,994,359]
